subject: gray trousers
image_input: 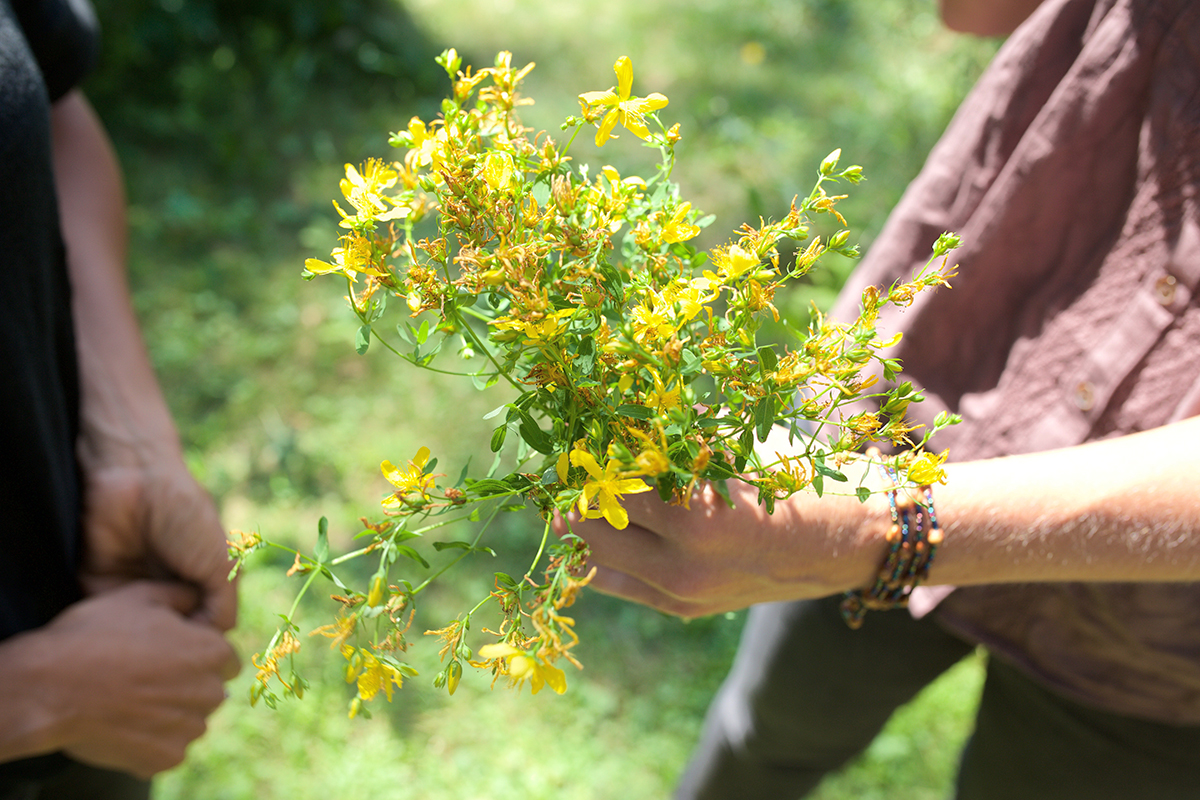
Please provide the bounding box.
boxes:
[677,595,1200,799]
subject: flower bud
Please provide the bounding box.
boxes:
[367,575,386,608]
[819,148,841,176]
[447,660,463,695]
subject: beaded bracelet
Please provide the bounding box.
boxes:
[840,454,943,629]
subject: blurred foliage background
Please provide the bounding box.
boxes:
[82,0,999,797]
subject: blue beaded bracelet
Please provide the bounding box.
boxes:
[840,455,943,629]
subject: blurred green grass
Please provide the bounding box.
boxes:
[83,0,998,796]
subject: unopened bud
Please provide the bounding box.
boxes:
[367,575,386,607]
[840,165,864,183]
[819,148,841,176]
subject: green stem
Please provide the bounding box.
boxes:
[522,520,552,585]
[408,500,505,597]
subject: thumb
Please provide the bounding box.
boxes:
[122,580,202,617]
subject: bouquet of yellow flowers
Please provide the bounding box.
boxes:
[230,49,959,717]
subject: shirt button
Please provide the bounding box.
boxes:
[1155,274,1178,306]
[1074,381,1095,411]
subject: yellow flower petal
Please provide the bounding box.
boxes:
[614,56,633,100]
[598,493,630,529]
[477,642,521,659]
[541,662,567,695]
[570,450,604,481]
[596,109,619,146]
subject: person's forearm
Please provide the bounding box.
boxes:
[577,415,1200,618]
[51,91,181,464]
[919,415,1200,586]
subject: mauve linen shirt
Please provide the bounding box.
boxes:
[830,0,1200,723]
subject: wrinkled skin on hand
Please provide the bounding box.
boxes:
[78,457,237,632]
[563,478,886,619]
[28,581,240,778]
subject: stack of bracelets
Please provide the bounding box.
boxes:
[840,449,944,629]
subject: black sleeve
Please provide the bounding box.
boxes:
[10,0,100,100]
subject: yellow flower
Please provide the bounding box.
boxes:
[661,202,700,244]
[476,643,567,695]
[906,449,949,486]
[569,450,652,529]
[578,56,669,147]
[631,291,675,342]
[663,277,717,322]
[628,426,672,477]
[336,159,408,227]
[405,117,448,170]
[341,645,407,705]
[304,233,387,281]
[381,446,435,509]
[714,244,760,282]
[522,308,574,342]
[490,309,573,345]
[644,369,680,414]
[482,151,515,192]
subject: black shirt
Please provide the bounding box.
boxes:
[0,0,99,784]
[0,0,97,641]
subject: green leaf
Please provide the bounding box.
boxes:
[468,478,512,495]
[416,319,431,344]
[494,572,519,590]
[755,396,777,442]
[709,478,734,508]
[314,517,330,563]
[432,541,472,552]
[394,545,430,569]
[704,458,738,480]
[489,424,507,453]
[616,403,654,420]
[355,325,371,355]
[655,473,675,502]
[318,565,349,591]
[517,413,554,455]
[812,457,848,483]
[471,371,501,391]
[573,338,596,376]
[812,470,824,497]
[738,426,754,457]
[757,345,778,373]
[856,486,871,503]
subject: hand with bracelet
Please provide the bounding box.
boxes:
[572,415,1200,618]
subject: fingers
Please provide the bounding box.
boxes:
[196,568,238,633]
[133,579,202,616]
[34,583,240,777]
[588,565,713,619]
